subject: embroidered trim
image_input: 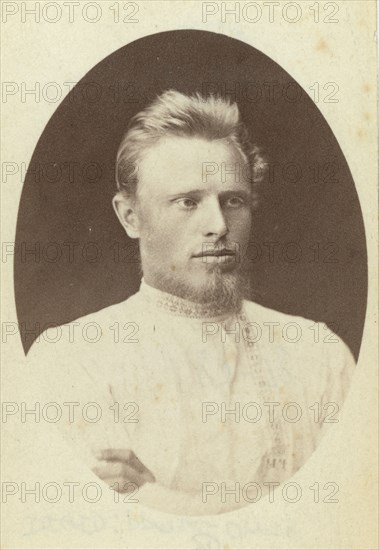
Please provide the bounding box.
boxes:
[239,308,289,470]
[139,279,241,319]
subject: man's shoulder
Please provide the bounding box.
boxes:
[242,298,354,357]
[28,291,142,360]
[241,298,316,328]
[241,299,356,372]
[65,291,142,328]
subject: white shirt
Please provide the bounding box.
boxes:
[27,279,355,514]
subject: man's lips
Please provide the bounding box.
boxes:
[192,249,236,258]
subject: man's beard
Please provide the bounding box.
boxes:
[153,263,252,312]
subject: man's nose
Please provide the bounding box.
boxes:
[202,198,228,238]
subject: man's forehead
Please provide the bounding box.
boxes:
[137,135,250,194]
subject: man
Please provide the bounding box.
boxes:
[28,90,355,515]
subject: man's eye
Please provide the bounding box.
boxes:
[225,196,246,208]
[175,198,197,210]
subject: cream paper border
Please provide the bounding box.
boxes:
[1,1,378,548]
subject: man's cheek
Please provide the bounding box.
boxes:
[233,216,251,243]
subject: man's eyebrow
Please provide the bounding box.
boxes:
[219,189,251,200]
[166,189,252,199]
[166,189,207,199]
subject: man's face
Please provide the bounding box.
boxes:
[131,136,252,302]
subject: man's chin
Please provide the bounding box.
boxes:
[157,265,251,310]
[192,269,242,303]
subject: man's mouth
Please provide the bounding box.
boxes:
[192,248,236,258]
[191,246,239,268]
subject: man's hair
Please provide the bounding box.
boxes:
[115,89,266,208]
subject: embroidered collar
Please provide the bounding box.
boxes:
[138,279,241,320]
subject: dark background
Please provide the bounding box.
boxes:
[15,30,367,358]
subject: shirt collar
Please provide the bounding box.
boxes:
[138,278,241,320]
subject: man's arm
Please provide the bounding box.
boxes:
[26,335,160,484]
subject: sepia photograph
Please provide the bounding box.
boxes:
[2,2,378,549]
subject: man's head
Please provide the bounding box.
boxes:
[113,90,266,307]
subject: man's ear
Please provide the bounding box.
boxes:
[112,192,140,239]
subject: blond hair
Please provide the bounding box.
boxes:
[116,89,266,208]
